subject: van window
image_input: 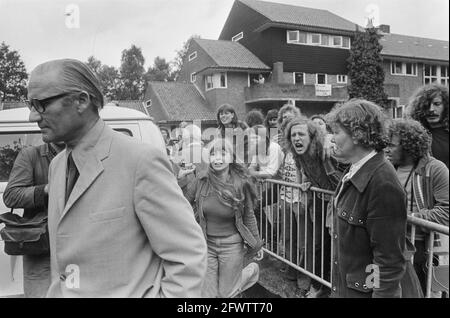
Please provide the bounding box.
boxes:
[114,129,133,136]
[0,133,43,182]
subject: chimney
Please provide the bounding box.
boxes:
[378,24,390,34]
[272,62,284,84]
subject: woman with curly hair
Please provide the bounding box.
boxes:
[326,99,407,298]
[386,118,449,296]
[406,84,449,168]
[185,138,263,297]
[285,116,345,297]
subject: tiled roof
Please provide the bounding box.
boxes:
[380,33,449,62]
[148,82,216,121]
[0,101,27,111]
[240,0,361,32]
[110,100,149,115]
[194,38,270,71]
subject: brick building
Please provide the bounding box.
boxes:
[145,0,449,125]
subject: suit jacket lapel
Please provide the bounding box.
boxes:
[60,153,104,220]
[58,123,113,224]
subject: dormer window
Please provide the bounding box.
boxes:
[287,31,350,49]
[232,32,243,42]
[332,36,342,47]
[309,33,321,45]
[287,31,306,44]
[188,51,197,61]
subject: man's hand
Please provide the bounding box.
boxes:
[254,249,264,261]
[299,182,311,192]
[178,166,196,179]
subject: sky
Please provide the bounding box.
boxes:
[0,0,448,72]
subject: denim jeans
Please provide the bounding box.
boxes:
[202,233,257,298]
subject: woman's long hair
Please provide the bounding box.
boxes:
[217,104,239,137]
[206,138,257,209]
[285,116,325,163]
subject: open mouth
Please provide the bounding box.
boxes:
[293,141,304,152]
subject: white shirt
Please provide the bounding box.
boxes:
[335,150,377,206]
[250,142,284,177]
[342,150,377,181]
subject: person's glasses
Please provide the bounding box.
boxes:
[26,92,72,114]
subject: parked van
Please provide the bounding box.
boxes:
[0,106,160,297]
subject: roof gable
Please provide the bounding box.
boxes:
[147,82,216,121]
[239,0,361,32]
[193,38,270,71]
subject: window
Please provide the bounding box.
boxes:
[316,74,327,84]
[293,72,305,85]
[190,73,196,83]
[286,31,350,49]
[441,66,449,85]
[391,61,417,76]
[188,51,197,61]
[287,30,299,43]
[145,99,152,107]
[309,33,321,45]
[205,72,227,91]
[232,32,243,42]
[388,98,403,118]
[219,72,227,88]
[332,36,342,47]
[0,133,43,182]
[337,75,347,84]
[342,37,350,48]
[424,65,448,85]
[205,75,213,90]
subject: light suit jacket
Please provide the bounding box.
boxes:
[46,119,207,297]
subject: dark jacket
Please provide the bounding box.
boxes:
[185,171,263,257]
[3,144,57,219]
[331,152,407,298]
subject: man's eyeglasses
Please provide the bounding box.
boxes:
[26,92,72,114]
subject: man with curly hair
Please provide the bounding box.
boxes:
[386,118,449,295]
[406,84,449,168]
[327,99,407,298]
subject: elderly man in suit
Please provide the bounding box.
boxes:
[26,59,207,298]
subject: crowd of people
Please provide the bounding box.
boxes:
[159,82,448,299]
[2,58,448,298]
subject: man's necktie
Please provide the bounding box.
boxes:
[65,152,79,204]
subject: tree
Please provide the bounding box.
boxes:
[117,45,146,100]
[145,56,173,82]
[86,55,102,75]
[0,42,28,102]
[98,65,121,101]
[85,56,120,101]
[347,27,389,108]
[171,35,201,81]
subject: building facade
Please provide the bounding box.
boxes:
[146,0,449,125]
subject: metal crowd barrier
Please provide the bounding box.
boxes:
[257,178,449,298]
